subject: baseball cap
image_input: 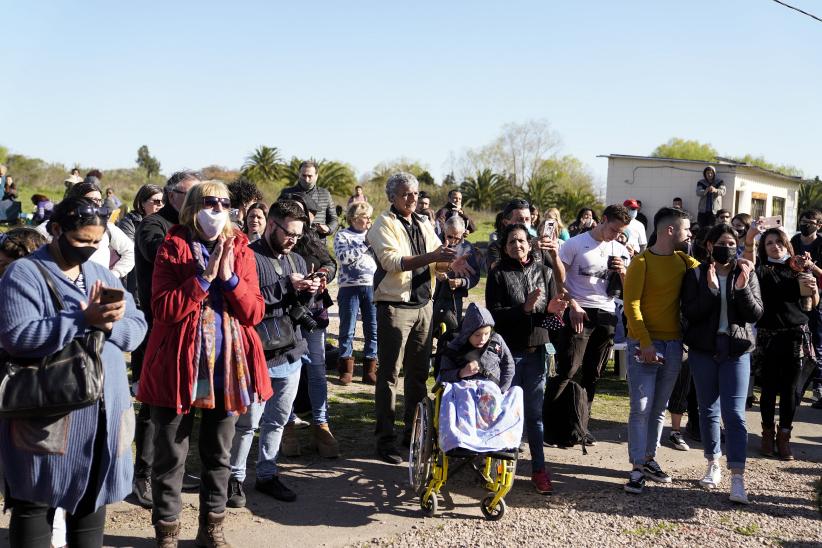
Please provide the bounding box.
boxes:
[502,198,530,218]
[623,199,640,210]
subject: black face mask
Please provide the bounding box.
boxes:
[711,245,735,265]
[58,233,96,266]
[800,224,817,237]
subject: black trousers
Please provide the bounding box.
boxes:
[150,401,238,524]
[759,330,804,429]
[547,307,616,405]
[8,409,107,548]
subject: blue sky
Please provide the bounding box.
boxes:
[3,0,821,188]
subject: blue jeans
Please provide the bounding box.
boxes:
[626,339,683,467]
[305,328,329,424]
[229,401,265,482]
[512,349,547,473]
[689,348,750,470]
[338,285,378,359]
[256,368,301,480]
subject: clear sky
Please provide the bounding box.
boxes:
[3,0,821,187]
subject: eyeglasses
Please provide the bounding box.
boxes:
[202,196,231,209]
[148,199,164,206]
[272,219,303,241]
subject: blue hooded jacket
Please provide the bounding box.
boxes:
[438,303,514,392]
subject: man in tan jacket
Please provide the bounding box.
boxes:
[368,172,472,464]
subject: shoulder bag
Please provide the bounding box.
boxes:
[0,261,105,418]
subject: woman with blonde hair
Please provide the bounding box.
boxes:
[137,180,270,547]
[545,207,570,241]
[334,201,378,384]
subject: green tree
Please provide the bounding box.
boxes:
[651,138,717,161]
[553,188,603,222]
[799,177,822,213]
[279,157,357,197]
[368,158,428,188]
[0,145,8,166]
[523,176,558,213]
[460,169,513,210]
[535,155,597,195]
[417,170,435,187]
[729,154,803,177]
[136,145,161,181]
[242,146,283,184]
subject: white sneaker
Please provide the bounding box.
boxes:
[699,461,722,489]
[729,474,750,504]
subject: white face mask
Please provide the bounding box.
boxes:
[628,209,638,219]
[197,208,228,240]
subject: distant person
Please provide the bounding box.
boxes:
[104,187,123,210]
[435,189,477,235]
[347,185,368,206]
[0,164,6,188]
[672,197,684,210]
[545,207,570,241]
[635,200,649,229]
[623,199,649,254]
[3,175,18,201]
[244,202,267,242]
[416,191,436,225]
[568,207,598,237]
[116,184,165,302]
[280,160,338,239]
[228,177,264,231]
[0,227,47,277]
[30,194,54,225]
[530,204,541,230]
[696,166,726,227]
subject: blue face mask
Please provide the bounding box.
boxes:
[527,225,538,238]
[768,254,790,264]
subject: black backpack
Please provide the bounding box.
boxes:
[543,381,590,454]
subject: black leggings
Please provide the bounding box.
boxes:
[759,331,804,430]
[8,409,108,548]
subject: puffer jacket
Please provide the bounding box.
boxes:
[438,303,515,391]
[696,166,726,214]
[485,254,557,351]
[681,261,763,356]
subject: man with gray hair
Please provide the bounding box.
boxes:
[368,172,472,464]
[132,170,202,506]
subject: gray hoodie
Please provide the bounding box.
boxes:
[438,303,515,392]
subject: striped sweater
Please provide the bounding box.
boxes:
[0,247,147,513]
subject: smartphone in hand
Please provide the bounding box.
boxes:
[542,220,556,240]
[100,287,125,305]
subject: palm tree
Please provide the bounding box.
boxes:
[553,188,602,222]
[280,157,357,196]
[242,146,282,183]
[460,169,513,210]
[524,175,557,213]
[799,177,822,213]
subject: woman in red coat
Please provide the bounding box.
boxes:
[137,180,269,547]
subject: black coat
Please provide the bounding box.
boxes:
[681,262,763,357]
[134,204,178,320]
[485,255,557,351]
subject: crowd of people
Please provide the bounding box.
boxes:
[0,161,819,547]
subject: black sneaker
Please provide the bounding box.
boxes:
[583,432,597,446]
[132,476,152,509]
[255,476,297,502]
[377,445,403,465]
[642,459,672,483]
[624,469,645,494]
[227,477,246,508]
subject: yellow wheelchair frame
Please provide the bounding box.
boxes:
[408,383,517,520]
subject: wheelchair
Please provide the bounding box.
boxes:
[408,383,518,521]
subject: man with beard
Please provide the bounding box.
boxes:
[230,199,321,505]
[696,165,726,228]
[280,161,338,239]
[435,189,477,235]
[623,207,698,494]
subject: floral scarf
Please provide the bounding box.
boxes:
[190,239,254,414]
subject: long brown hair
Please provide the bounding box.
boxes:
[756,228,794,264]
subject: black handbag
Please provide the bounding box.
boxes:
[255,314,296,354]
[0,261,106,419]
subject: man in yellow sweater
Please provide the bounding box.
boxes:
[623,207,699,494]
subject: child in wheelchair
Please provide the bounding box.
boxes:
[436,303,524,453]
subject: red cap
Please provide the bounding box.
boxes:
[623,199,640,209]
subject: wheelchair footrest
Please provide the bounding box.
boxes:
[445,447,518,461]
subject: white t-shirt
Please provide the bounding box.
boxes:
[623,218,648,254]
[559,231,630,313]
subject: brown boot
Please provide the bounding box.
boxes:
[195,511,232,548]
[280,423,301,457]
[776,428,795,461]
[338,356,354,385]
[362,357,377,385]
[312,423,340,458]
[760,423,775,456]
[155,519,180,548]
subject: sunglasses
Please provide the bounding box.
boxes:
[202,196,231,209]
[70,205,111,219]
[147,199,164,206]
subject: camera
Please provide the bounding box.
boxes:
[288,303,318,333]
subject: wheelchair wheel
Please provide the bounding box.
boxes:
[421,493,438,517]
[480,494,506,521]
[408,398,434,493]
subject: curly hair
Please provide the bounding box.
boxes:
[228,177,264,209]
